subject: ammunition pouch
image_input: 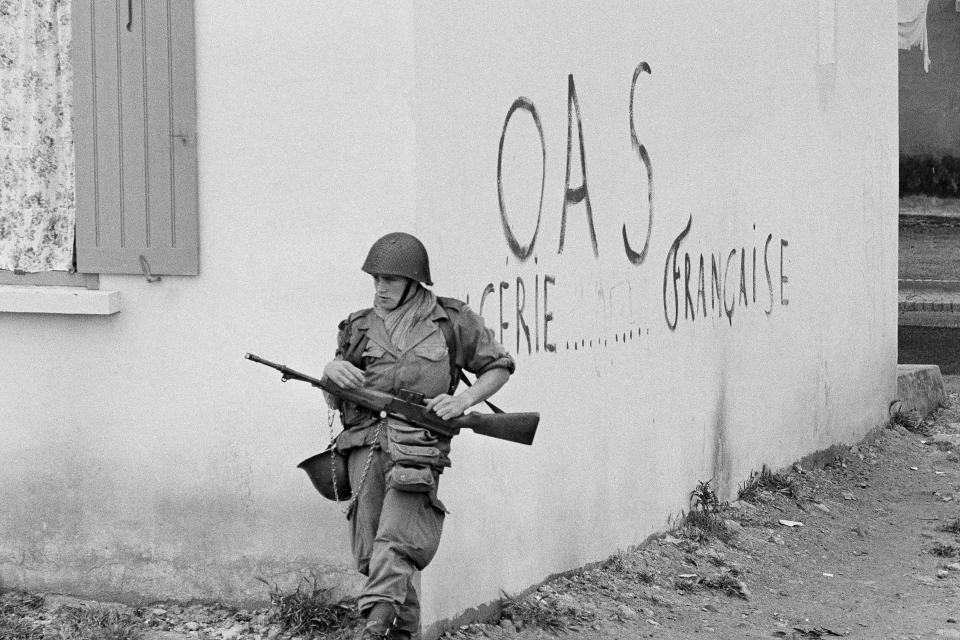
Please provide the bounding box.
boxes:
[385,465,436,493]
[385,419,451,471]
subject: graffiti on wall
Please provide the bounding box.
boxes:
[470,63,791,355]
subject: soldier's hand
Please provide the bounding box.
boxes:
[323,360,364,389]
[425,393,471,420]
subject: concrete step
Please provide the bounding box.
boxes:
[896,364,947,417]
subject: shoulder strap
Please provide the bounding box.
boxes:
[437,298,503,414]
[437,311,460,395]
[340,308,372,368]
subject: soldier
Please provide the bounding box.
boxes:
[323,232,515,640]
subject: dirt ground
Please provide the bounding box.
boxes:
[441,377,960,640]
[4,378,960,640]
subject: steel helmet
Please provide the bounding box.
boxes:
[297,447,350,502]
[361,232,433,286]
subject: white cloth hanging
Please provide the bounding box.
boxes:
[899,0,932,72]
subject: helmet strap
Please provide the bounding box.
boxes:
[396,278,416,307]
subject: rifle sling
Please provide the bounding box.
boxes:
[438,311,504,414]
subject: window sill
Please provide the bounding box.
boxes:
[0,285,120,315]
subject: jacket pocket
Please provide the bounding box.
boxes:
[362,342,387,368]
[412,344,448,362]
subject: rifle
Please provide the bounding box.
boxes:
[245,353,538,445]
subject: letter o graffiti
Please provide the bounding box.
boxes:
[497,97,546,261]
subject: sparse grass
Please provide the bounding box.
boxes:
[636,570,656,585]
[682,509,733,543]
[737,466,799,502]
[499,590,591,633]
[940,518,960,535]
[702,573,749,599]
[601,550,632,574]
[889,403,932,435]
[929,542,959,558]
[49,606,143,640]
[601,550,657,584]
[674,572,748,600]
[0,590,142,640]
[0,590,45,640]
[258,577,359,639]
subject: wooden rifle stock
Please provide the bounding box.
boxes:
[245,352,538,445]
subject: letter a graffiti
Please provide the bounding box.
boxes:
[559,74,599,257]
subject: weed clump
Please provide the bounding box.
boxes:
[888,403,931,435]
[259,577,359,639]
[680,480,733,543]
[930,542,960,558]
[940,518,960,535]
[674,572,749,600]
[737,466,799,503]
[499,590,591,634]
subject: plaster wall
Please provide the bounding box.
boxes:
[0,1,898,632]
[899,0,960,155]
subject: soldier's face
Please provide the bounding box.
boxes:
[373,274,410,311]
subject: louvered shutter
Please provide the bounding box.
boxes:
[72,0,198,275]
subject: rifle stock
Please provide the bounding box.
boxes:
[245,352,538,445]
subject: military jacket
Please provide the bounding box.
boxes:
[334,297,515,451]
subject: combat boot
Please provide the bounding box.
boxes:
[356,601,397,639]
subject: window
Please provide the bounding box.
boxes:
[0,0,198,284]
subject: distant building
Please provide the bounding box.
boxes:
[900,0,960,156]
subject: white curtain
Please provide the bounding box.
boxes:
[899,0,932,72]
[0,0,74,273]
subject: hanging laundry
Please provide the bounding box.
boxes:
[899,0,932,71]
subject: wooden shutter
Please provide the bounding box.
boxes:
[72,0,198,275]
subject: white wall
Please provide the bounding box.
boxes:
[0,0,897,632]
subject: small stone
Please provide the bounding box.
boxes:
[949,617,958,624]
[938,570,951,579]
[221,624,248,640]
[947,563,960,572]
[768,535,785,545]
[616,604,638,619]
[724,519,743,534]
[151,608,167,616]
[936,629,960,638]
[704,604,720,613]
[184,622,200,631]
[813,503,830,514]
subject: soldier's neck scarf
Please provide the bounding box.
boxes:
[374,282,438,352]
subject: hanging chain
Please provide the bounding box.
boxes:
[328,408,381,515]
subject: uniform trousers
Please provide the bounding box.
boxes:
[348,445,445,636]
